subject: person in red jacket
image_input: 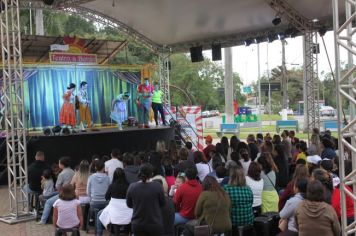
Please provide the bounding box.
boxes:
[173,166,202,225]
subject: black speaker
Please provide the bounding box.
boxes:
[190,46,203,63]
[43,0,55,6]
[212,44,222,61]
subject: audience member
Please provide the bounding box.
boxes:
[258,152,279,212]
[281,130,292,161]
[274,144,289,190]
[203,135,215,159]
[123,153,139,184]
[184,176,231,236]
[224,167,254,231]
[311,168,333,204]
[151,165,169,194]
[194,151,211,182]
[320,159,340,187]
[169,140,179,164]
[321,138,337,160]
[215,143,227,163]
[295,180,340,236]
[169,173,185,197]
[289,130,299,147]
[220,136,230,158]
[126,163,166,236]
[247,134,259,161]
[40,169,55,202]
[278,178,308,236]
[39,156,75,224]
[239,148,251,176]
[53,184,83,231]
[296,141,307,163]
[307,134,321,155]
[246,162,264,217]
[227,135,239,160]
[89,154,100,174]
[87,160,110,207]
[306,155,321,175]
[164,161,175,192]
[70,160,90,204]
[185,141,194,162]
[174,148,195,176]
[173,167,202,225]
[105,148,123,183]
[27,151,49,194]
[273,134,282,145]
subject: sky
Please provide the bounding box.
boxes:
[203,31,351,85]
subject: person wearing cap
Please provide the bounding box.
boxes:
[77,81,92,129]
[203,135,215,159]
[136,78,154,128]
[151,83,167,126]
[110,92,131,130]
[59,83,76,128]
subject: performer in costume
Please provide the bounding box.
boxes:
[77,81,92,129]
[59,83,76,128]
[110,92,130,130]
[136,78,154,128]
[152,83,167,126]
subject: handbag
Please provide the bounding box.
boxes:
[194,200,221,236]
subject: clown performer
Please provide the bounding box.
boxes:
[136,77,154,128]
[77,81,92,130]
[110,92,130,130]
[152,83,167,126]
[59,83,76,129]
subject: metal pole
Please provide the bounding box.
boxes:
[29,3,32,35]
[267,44,272,126]
[257,44,262,133]
[35,9,44,36]
[224,47,234,124]
[282,40,288,109]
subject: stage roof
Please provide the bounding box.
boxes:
[15,35,127,64]
[25,0,345,52]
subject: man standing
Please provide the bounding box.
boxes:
[136,78,154,128]
[26,151,48,194]
[151,83,166,126]
[77,81,92,129]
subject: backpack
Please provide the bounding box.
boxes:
[75,95,80,110]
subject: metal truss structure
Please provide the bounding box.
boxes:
[0,0,34,224]
[333,0,356,234]
[158,53,171,106]
[268,0,320,132]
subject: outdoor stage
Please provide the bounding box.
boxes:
[26,126,174,167]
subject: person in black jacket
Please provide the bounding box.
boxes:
[126,163,165,236]
[274,144,289,190]
[123,153,139,184]
[247,134,259,161]
[26,151,49,193]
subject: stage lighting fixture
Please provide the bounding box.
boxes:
[52,125,62,136]
[267,34,278,43]
[272,16,281,26]
[62,127,70,135]
[244,38,253,46]
[212,44,222,61]
[190,46,204,63]
[278,33,286,40]
[318,27,327,37]
[43,0,55,5]
[255,36,266,44]
[43,128,51,136]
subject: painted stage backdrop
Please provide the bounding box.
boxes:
[23,65,141,129]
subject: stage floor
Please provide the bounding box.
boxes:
[26,125,175,167]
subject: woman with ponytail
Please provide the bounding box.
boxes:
[126,163,166,236]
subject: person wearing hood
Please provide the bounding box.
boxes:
[295,180,340,236]
[173,166,202,225]
[87,160,110,207]
[123,153,139,184]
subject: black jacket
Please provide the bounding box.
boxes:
[28,160,49,192]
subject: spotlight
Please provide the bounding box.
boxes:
[62,127,70,135]
[244,38,254,46]
[267,34,278,43]
[318,27,327,37]
[272,16,281,26]
[43,0,55,5]
[52,125,62,136]
[43,128,51,136]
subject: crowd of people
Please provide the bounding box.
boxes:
[25,128,351,236]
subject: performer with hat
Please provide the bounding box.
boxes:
[77,81,92,129]
[59,83,76,129]
[136,78,154,128]
[110,92,130,130]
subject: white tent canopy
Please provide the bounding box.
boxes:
[54,0,345,52]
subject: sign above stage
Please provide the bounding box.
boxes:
[49,52,97,64]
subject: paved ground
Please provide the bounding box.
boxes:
[0,186,107,236]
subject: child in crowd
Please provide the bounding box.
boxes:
[40,169,55,203]
[164,164,175,192]
[53,184,83,233]
[169,174,185,197]
[296,141,307,163]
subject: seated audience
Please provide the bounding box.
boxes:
[174,148,195,176]
[307,155,321,175]
[239,148,251,176]
[184,176,232,236]
[126,163,166,236]
[247,134,259,161]
[53,184,83,231]
[70,160,90,204]
[307,133,321,155]
[321,138,337,160]
[224,167,254,231]
[296,141,307,163]
[27,151,49,194]
[164,161,176,192]
[185,142,195,162]
[173,167,202,225]
[194,151,211,182]
[258,152,279,213]
[246,162,264,217]
[39,156,75,224]
[151,165,169,194]
[105,148,123,183]
[311,168,333,204]
[278,178,308,236]
[169,173,185,197]
[87,160,110,207]
[122,153,139,184]
[203,135,215,159]
[40,169,55,202]
[295,180,340,236]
